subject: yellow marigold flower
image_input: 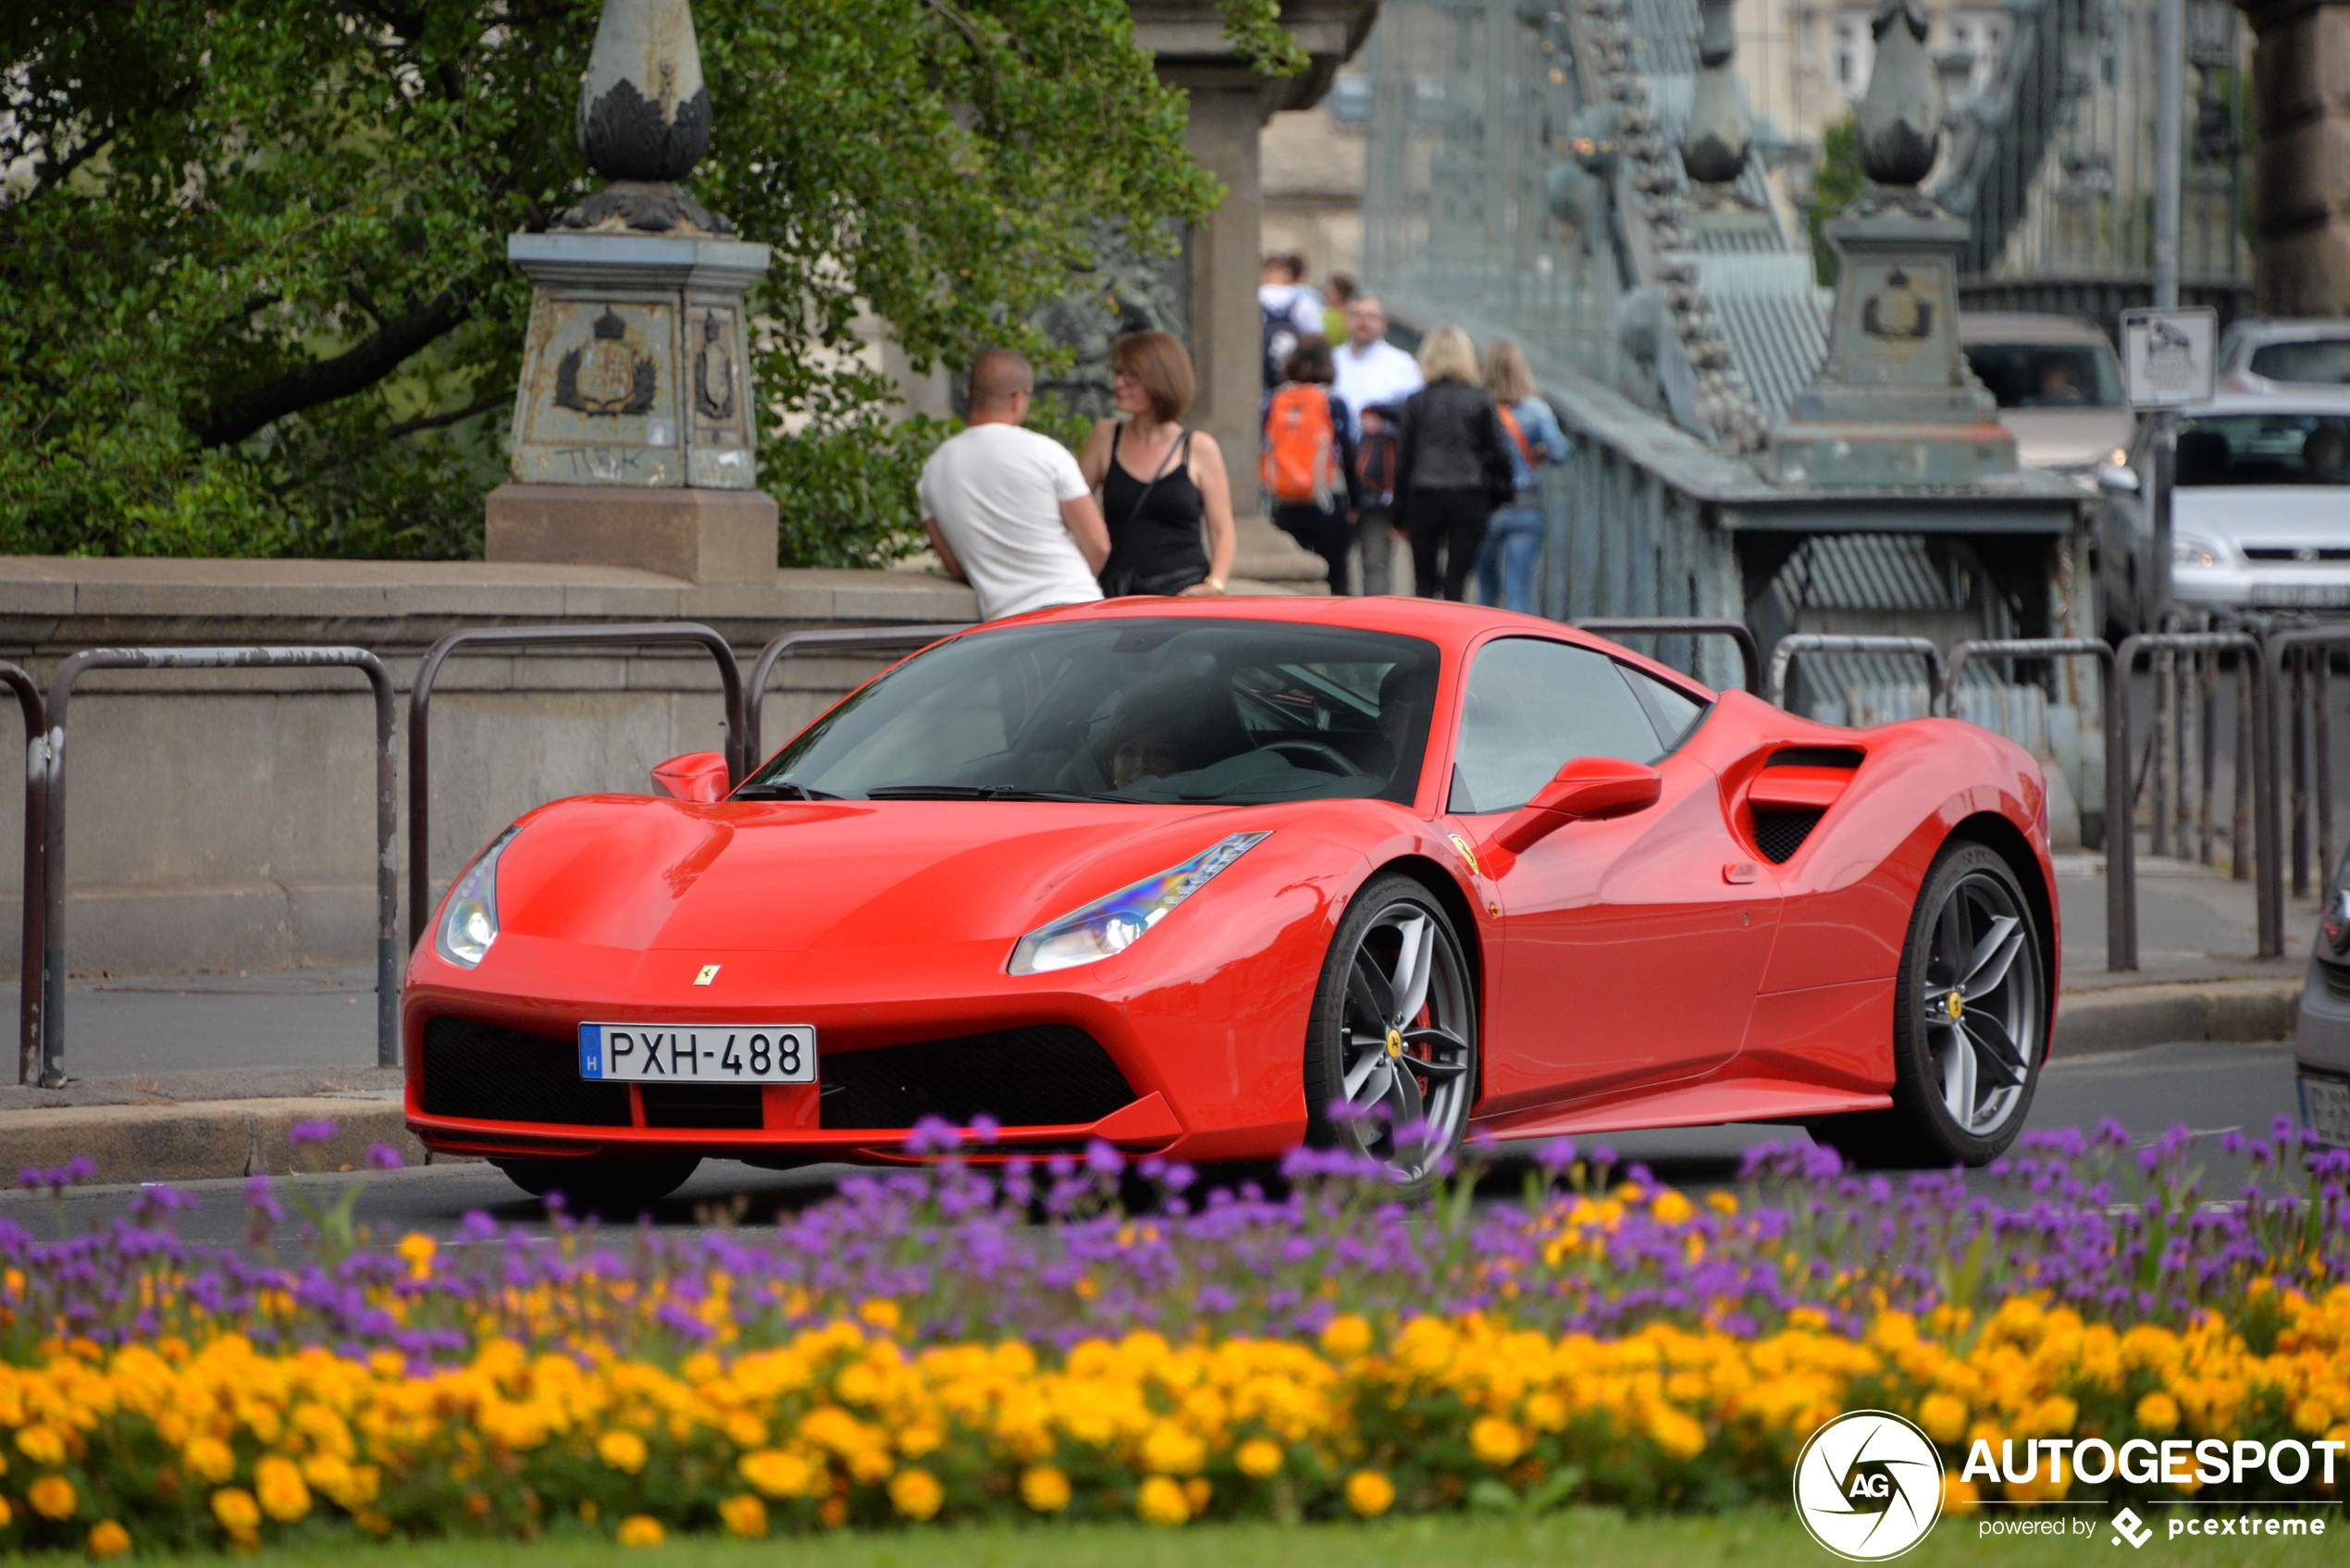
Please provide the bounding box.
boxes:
[616,1513,664,1549]
[1942,1475,1981,1514]
[1319,1315,1373,1360]
[897,1422,945,1459]
[719,1494,767,1539]
[1020,1464,1072,1512]
[86,1521,130,1560]
[31,1475,77,1520]
[1647,1406,1706,1460]
[1345,1469,1395,1518]
[2296,1400,2332,1435]
[1918,1392,1968,1444]
[16,1425,65,1466]
[738,1448,819,1499]
[1651,1190,1694,1226]
[1184,1477,1212,1514]
[724,1412,766,1449]
[1137,1475,1191,1525]
[1235,1438,1283,1478]
[1142,1420,1207,1475]
[211,1488,260,1535]
[2135,1391,2181,1436]
[254,1454,310,1522]
[396,1233,436,1279]
[183,1436,236,1484]
[0,1497,12,1528]
[1469,1416,1528,1467]
[1704,1191,1738,1216]
[888,1466,944,1521]
[598,1429,649,1475]
[1526,1391,1568,1432]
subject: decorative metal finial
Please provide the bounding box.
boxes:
[1855,0,1940,187]
[579,0,711,183]
[1680,0,1752,185]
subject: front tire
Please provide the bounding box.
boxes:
[1303,874,1478,1193]
[490,1155,701,1216]
[1810,841,2047,1168]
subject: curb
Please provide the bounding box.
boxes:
[0,1097,464,1187]
[2052,979,2302,1057]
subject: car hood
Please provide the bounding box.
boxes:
[2176,487,2350,547]
[489,795,1330,955]
[1996,407,2134,472]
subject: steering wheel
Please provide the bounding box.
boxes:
[1256,738,1363,776]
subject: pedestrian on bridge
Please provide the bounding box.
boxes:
[1474,339,1569,614]
[1333,295,1422,594]
[1392,326,1515,602]
[1080,331,1236,600]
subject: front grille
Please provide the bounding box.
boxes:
[820,1025,1135,1130]
[420,1016,632,1127]
[1751,806,1825,865]
[2245,547,2350,562]
[2322,959,2350,1004]
[641,1084,763,1130]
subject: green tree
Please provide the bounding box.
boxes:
[0,2,1295,566]
[1805,114,1864,287]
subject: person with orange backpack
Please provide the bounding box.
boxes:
[1260,340,1362,595]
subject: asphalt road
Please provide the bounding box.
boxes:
[0,1039,2302,1248]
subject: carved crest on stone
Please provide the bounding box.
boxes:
[694,309,736,420]
[556,307,659,415]
[1861,267,1933,341]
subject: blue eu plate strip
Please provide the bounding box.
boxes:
[579,1024,604,1080]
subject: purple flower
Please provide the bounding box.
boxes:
[288,1119,340,1148]
[243,1174,282,1224]
[364,1144,405,1171]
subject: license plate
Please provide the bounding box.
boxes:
[579,1023,816,1083]
[2301,1074,2350,1147]
[2258,584,2350,608]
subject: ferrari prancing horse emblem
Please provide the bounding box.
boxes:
[693,965,721,986]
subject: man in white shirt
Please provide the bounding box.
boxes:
[1331,295,1424,440]
[919,350,1109,621]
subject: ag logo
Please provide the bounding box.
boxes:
[1793,1410,1944,1561]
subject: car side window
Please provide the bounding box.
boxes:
[1448,638,1665,814]
[1620,663,1708,750]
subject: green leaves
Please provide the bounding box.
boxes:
[0,1,1229,563]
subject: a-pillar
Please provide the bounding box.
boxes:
[2242,0,2350,313]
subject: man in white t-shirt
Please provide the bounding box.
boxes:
[919,351,1109,622]
[1331,295,1424,440]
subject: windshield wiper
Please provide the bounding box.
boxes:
[733,781,843,800]
[863,784,1112,802]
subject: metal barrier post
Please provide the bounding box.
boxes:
[1940,638,2122,969]
[0,667,43,1085]
[743,625,965,769]
[1569,617,1763,697]
[408,623,746,951]
[2113,631,2273,969]
[42,648,398,1086]
[1765,635,1948,715]
[2266,626,2350,964]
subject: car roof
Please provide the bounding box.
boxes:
[2180,388,2350,416]
[1957,312,2116,347]
[962,596,1722,694]
[2223,318,2350,344]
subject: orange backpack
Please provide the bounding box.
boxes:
[1260,384,1343,506]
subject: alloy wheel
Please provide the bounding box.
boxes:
[1334,899,1475,1180]
[1918,869,2040,1137]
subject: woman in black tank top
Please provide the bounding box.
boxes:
[1080,331,1236,599]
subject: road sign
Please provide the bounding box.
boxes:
[2120,306,2218,408]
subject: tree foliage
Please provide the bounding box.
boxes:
[0,1,1264,565]
[1805,114,1864,287]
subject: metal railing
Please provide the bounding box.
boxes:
[1768,636,1948,716]
[742,626,963,771]
[38,648,398,1085]
[1573,619,1762,697]
[0,666,43,1084]
[2113,631,2278,966]
[2265,628,2350,944]
[407,623,745,951]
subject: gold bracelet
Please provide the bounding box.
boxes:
[1206,576,1226,592]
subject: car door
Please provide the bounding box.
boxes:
[1447,637,1782,1114]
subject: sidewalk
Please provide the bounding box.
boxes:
[0,854,2312,1183]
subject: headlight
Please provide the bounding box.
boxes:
[1008,833,1269,975]
[435,826,521,968]
[2172,534,2226,569]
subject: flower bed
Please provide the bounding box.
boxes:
[0,1119,2338,1553]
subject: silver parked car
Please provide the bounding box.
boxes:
[2219,318,2350,395]
[1959,313,2137,487]
[2096,389,2350,626]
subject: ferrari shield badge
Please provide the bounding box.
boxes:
[693,965,721,986]
[1446,833,1481,878]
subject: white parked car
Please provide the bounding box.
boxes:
[2097,390,2350,623]
[1959,313,2137,488]
[2218,318,2350,395]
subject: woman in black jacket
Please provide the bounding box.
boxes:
[1391,325,1514,600]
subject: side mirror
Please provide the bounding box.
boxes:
[1493,755,1664,853]
[2096,464,2140,495]
[650,751,730,804]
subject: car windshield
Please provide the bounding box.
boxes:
[1962,340,2125,409]
[2247,340,2350,386]
[743,618,1441,806]
[2175,413,2350,487]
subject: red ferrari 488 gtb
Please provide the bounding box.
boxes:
[403,599,2058,1204]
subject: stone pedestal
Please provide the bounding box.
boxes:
[2242,0,2350,315]
[485,483,777,584]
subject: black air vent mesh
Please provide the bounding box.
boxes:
[1752,806,1826,865]
[421,1016,633,1127]
[821,1025,1134,1130]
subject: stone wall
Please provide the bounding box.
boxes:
[2244,0,2350,315]
[0,559,974,978]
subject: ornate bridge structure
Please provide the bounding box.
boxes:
[1353,0,2254,848]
